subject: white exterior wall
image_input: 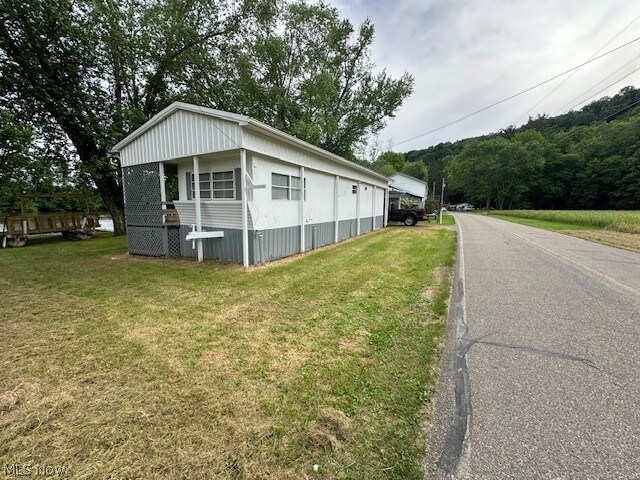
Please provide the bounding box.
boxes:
[373,186,385,217]
[390,173,428,200]
[246,155,384,230]
[304,170,336,224]
[249,155,300,230]
[244,130,388,189]
[119,110,242,167]
[337,177,358,220]
[360,184,373,218]
[173,202,252,229]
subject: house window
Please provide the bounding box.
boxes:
[191,171,234,199]
[272,173,307,200]
[291,176,302,200]
[352,184,358,194]
[272,173,290,200]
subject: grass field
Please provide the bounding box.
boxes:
[0,223,455,479]
[487,210,640,252]
[488,210,640,233]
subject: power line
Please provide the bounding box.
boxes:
[512,13,640,125]
[565,63,640,112]
[553,52,640,114]
[391,34,640,148]
[599,97,640,121]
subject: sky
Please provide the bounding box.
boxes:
[331,0,640,153]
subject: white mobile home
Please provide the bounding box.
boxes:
[388,172,429,208]
[112,102,390,266]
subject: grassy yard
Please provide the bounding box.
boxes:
[0,224,455,479]
[487,210,640,252]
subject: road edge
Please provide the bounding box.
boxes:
[423,214,472,479]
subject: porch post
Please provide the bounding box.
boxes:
[240,148,249,268]
[193,155,203,262]
[159,162,166,209]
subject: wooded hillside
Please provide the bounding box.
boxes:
[404,86,640,210]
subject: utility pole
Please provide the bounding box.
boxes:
[439,177,446,225]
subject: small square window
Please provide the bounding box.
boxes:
[352,185,358,194]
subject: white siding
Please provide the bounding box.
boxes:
[174,201,251,229]
[360,183,373,218]
[304,170,336,224]
[249,155,300,230]
[390,173,428,200]
[373,186,385,216]
[338,177,358,220]
[244,130,388,188]
[120,110,242,167]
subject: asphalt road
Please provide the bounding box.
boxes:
[425,213,640,479]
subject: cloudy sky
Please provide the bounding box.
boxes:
[331,0,640,152]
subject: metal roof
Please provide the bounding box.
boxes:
[112,102,389,183]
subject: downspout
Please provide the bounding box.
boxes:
[384,187,389,227]
[371,186,376,229]
[356,181,361,236]
[300,165,305,253]
[334,175,340,242]
[193,155,203,262]
[241,148,249,268]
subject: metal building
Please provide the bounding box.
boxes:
[112,102,390,267]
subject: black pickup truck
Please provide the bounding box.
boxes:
[388,207,432,226]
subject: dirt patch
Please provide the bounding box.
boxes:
[306,407,352,451]
[422,266,451,299]
[566,230,640,253]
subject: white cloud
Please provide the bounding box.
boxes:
[332,0,640,151]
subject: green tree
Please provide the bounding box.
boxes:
[233,1,413,160]
[0,0,252,235]
[1,0,412,234]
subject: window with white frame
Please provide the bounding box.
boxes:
[272,173,306,200]
[191,171,234,199]
[272,173,290,200]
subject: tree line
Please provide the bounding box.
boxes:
[0,0,413,234]
[401,86,640,210]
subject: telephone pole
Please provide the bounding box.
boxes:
[439,177,446,225]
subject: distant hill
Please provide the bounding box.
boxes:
[404,86,640,208]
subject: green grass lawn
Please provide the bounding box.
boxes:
[0,224,456,479]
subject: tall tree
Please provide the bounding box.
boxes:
[1,0,412,234]
[0,0,260,235]
[231,1,413,160]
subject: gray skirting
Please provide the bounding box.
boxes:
[179,225,253,263]
[338,219,357,240]
[360,217,373,233]
[305,221,335,251]
[128,216,384,263]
